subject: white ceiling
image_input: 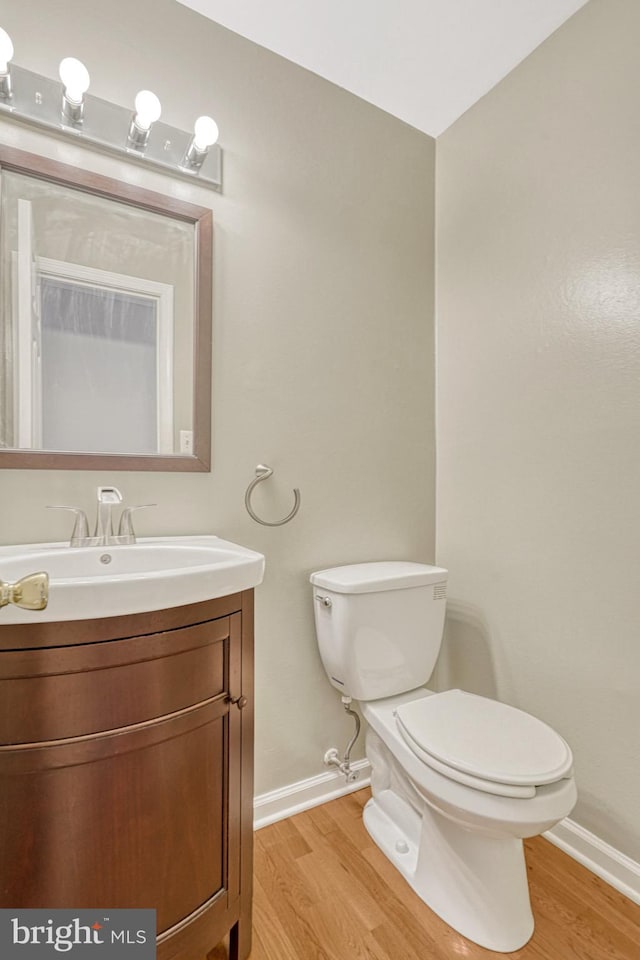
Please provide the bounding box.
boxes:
[176,0,589,137]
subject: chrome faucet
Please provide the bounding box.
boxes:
[94,486,123,543]
[47,487,155,547]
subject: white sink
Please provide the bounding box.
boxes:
[0,536,265,623]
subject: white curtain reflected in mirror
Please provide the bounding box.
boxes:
[0,160,207,464]
[38,274,172,454]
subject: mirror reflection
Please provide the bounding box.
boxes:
[0,148,212,470]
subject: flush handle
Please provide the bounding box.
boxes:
[315,595,332,608]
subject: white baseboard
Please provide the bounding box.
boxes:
[253,759,371,830]
[545,818,640,905]
[254,765,640,906]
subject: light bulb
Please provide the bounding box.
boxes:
[193,115,219,151]
[59,57,90,103]
[0,27,14,74]
[134,90,161,131]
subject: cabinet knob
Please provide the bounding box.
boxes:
[228,694,248,710]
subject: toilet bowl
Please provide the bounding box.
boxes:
[310,561,577,952]
[361,688,576,952]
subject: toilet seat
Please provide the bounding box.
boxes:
[395,689,573,799]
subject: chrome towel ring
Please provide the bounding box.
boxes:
[244,464,301,526]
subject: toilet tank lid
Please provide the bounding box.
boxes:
[310,561,448,594]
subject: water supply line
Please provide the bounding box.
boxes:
[324,696,361,783]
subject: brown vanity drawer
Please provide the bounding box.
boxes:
[0,617,229,744]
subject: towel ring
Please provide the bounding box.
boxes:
[245,464,301,527]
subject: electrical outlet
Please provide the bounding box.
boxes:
[179,430,193,454]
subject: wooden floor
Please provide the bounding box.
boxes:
[210,787,640,960]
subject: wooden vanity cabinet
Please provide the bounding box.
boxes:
[0,590,255,960]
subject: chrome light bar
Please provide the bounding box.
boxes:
[0,62,222,191]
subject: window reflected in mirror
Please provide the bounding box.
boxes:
[0,147,212,470]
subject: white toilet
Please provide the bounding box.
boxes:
[310,561,577,953]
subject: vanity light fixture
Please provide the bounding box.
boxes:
[59,57,90,125]
[127,89,162,151]
[182,115,219,172]
[0,27,222,190]
[0,27,13,100]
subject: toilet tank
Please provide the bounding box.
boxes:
[310,561,448,701]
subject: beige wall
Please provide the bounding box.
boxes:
[436,0,640,858]
[0,0,436,794]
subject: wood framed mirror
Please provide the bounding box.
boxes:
[0,145,212,471]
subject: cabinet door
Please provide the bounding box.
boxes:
[0,613,242,938]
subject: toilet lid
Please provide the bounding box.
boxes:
[395,690,573,787]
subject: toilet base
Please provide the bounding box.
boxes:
[363,789,535,953]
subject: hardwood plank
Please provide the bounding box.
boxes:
[526,836,640,935]
[249,875,301,960]
[254,841,333,959]
[298,849,382,933]
[524,847,640,960]
[255,815,312,859]
[370,918,428,960]
[304,800,343,837]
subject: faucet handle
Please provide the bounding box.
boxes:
[117,504,157,542]
[46,506,90,547]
